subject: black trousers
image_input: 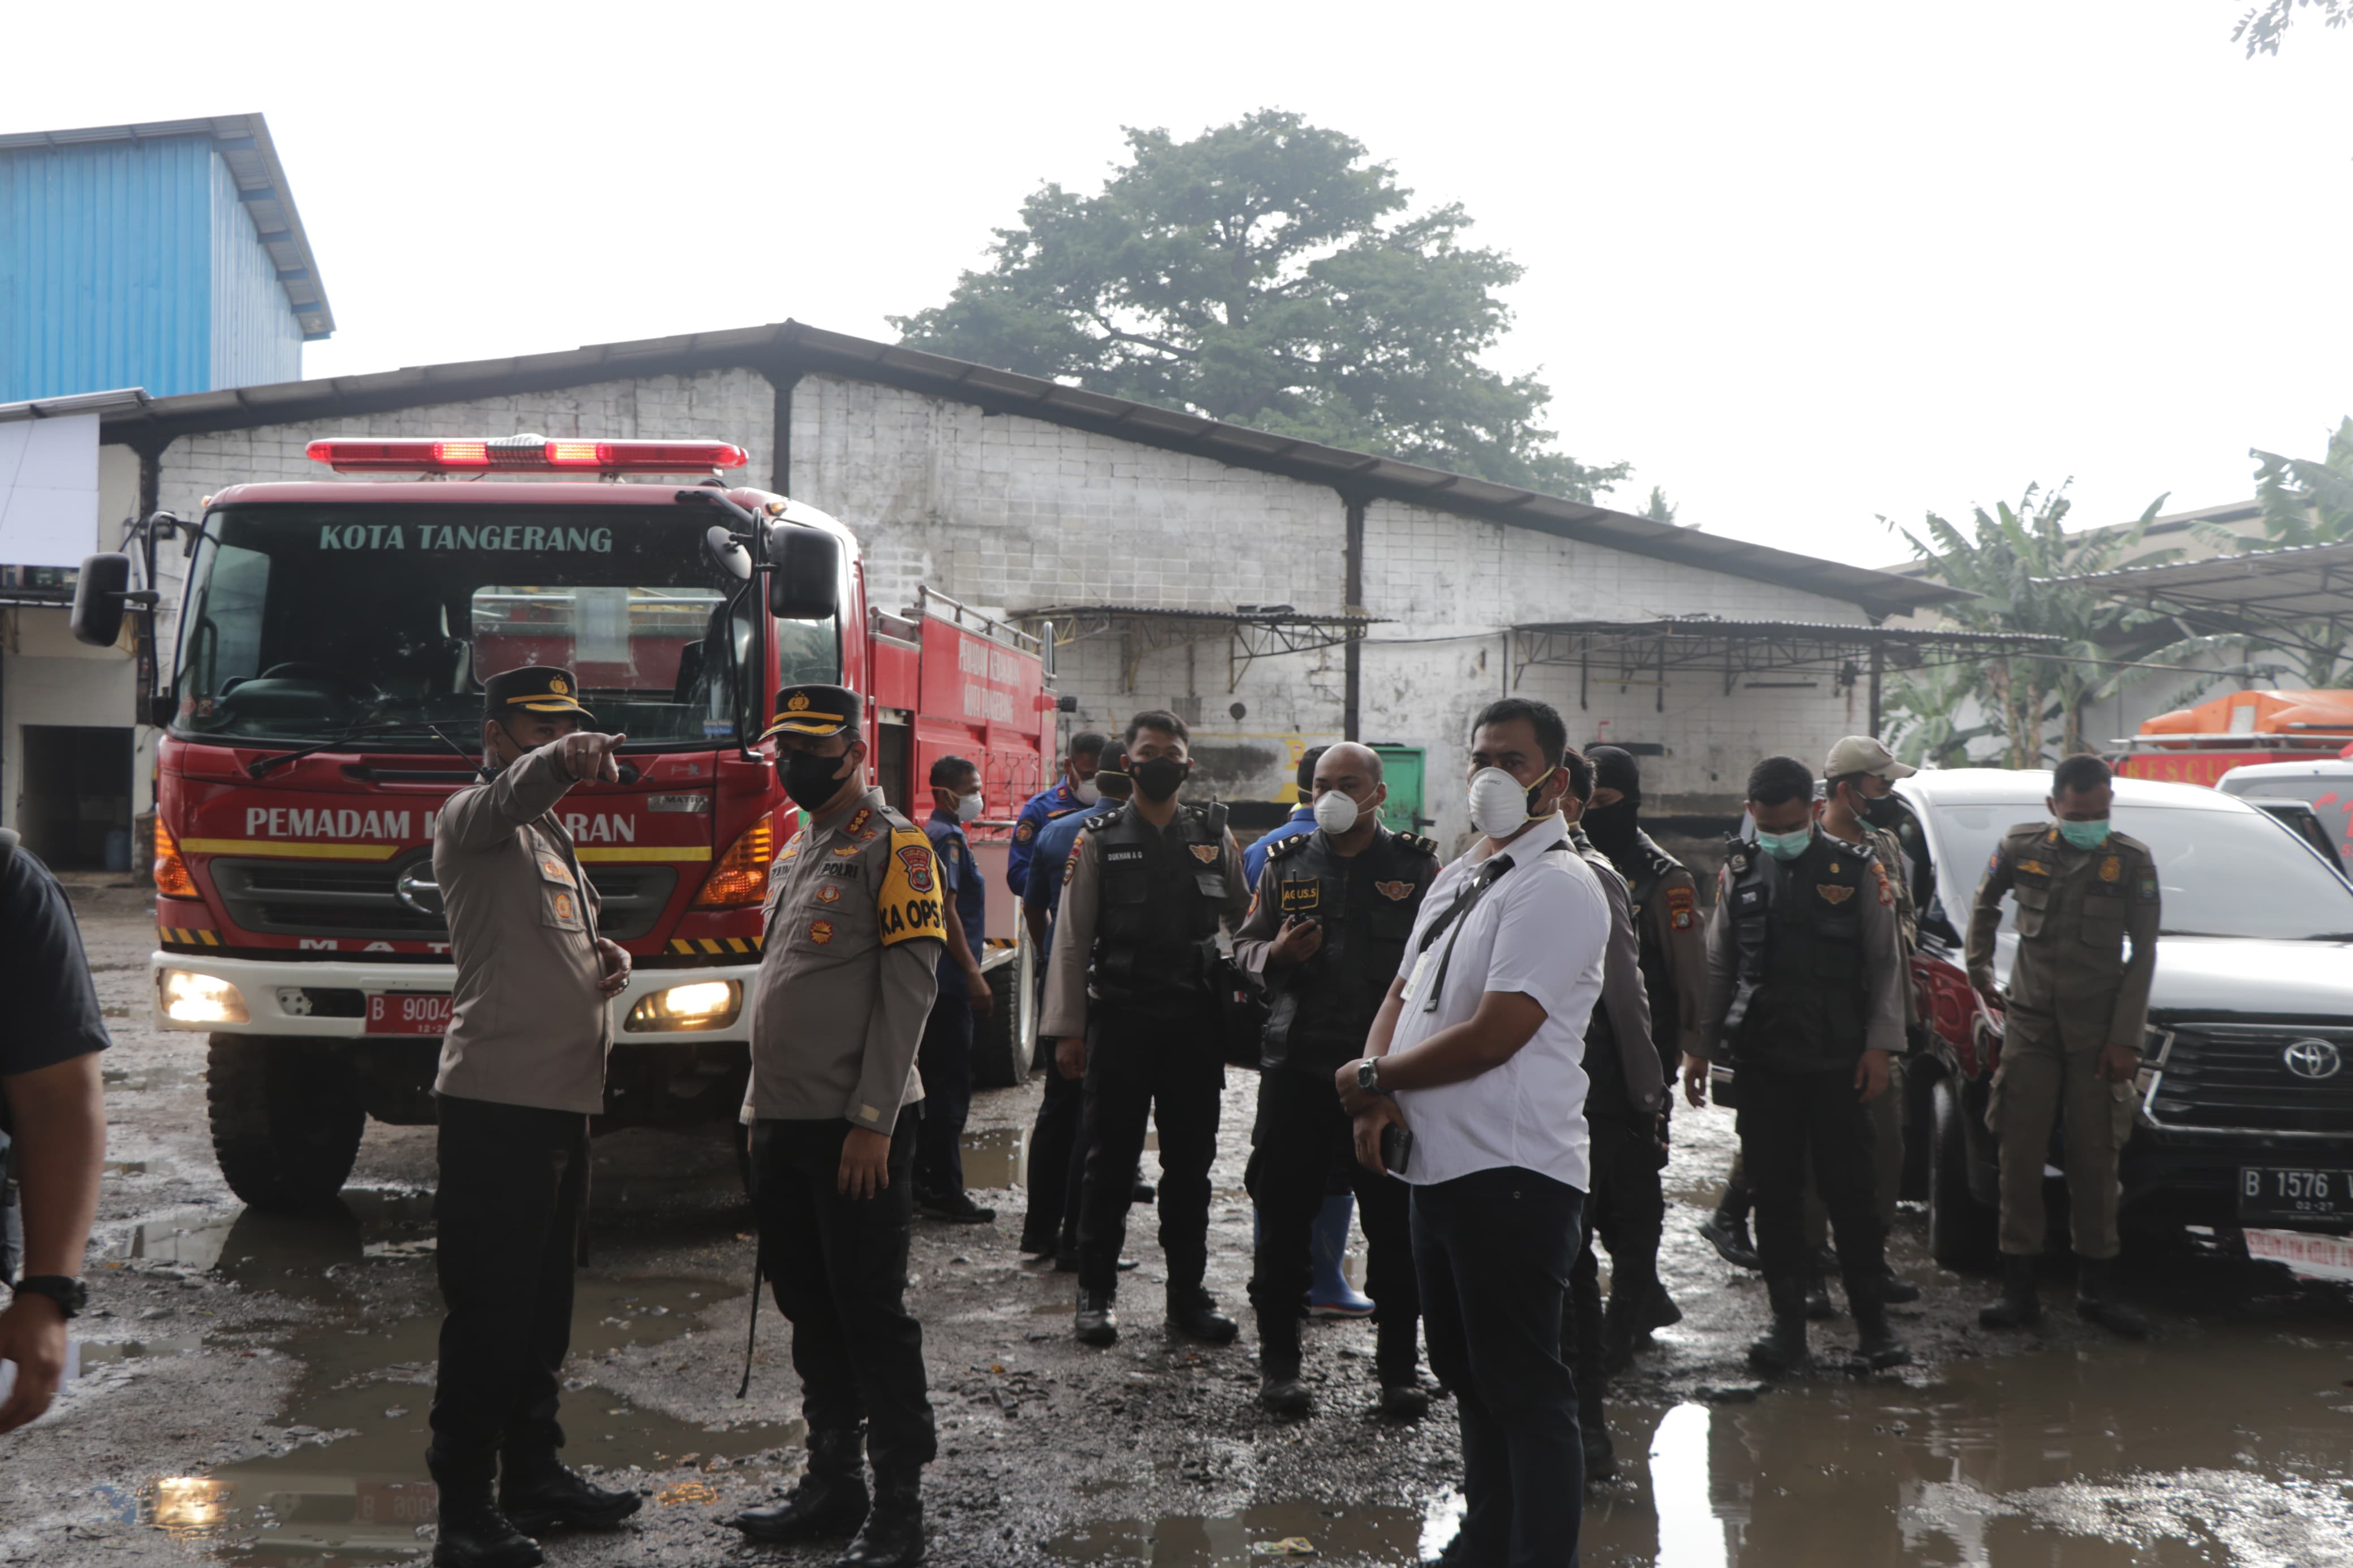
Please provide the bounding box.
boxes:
[1076,998,1223,1295]
[1735,1061,1886,1297]
[912,1000,974,1200]
[1413,1166,1585,1568]
[750,1116,937,1473]
[1023,1055,1093,1250]
[1566,1113,1663,1413]
[1246,1066,1419,1379]
[428,1095,590,1484]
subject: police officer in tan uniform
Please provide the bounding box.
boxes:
[1968,753,2158,1337]
[428,665,641,1568]
[732,685,943,1568]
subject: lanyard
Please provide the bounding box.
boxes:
[1415,852,1520,1014]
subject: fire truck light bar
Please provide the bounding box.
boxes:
[305,438,749,474]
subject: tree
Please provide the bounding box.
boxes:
[890,110,1632,502]
[1883,484,2174,766]
[2167,417,2353,691]
[2236,0,2351,55]
[1881,661,2000,770]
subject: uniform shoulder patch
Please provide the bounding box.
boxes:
[1374,879,1416,901]
[877,826,946,947]
[1871,861,1894,905]
[1666,883,1697,931]
[1015,820,1035,843]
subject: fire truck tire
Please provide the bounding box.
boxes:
[1928,1075,1999,1272]
[207,1035,367,1213]
[969,964,1025,1091]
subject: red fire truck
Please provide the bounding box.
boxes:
[71,435,1058,1210]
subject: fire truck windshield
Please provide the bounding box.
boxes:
[171,503,838,748]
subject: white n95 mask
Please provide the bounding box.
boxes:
[1468,766,1548,839]
[1312,789,1360,834]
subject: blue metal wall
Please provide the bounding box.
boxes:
[0,135,302,404]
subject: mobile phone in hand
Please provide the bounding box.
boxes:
[1378,1123,1413,1177]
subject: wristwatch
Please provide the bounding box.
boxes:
[12,1276,87,1319]
[1356,1058,1385,1095]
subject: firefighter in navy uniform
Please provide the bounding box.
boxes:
[1044,710,1251,1348]
[732,684,943,1568]
[1232,742,1437,1418]
[1684,755,1911,1375]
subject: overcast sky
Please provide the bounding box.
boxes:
[14,2,2350,568]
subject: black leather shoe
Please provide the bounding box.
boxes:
[1075,1286,1119,1346]
[434,1493,543,1568]
[1259,1371,1311,1416]
[917,1190,996,1224]
[1130,1171,1156,1204]
[1850,1306,1913,1370]
[1642,1282,1683,1330]
[498,1454,640,1535]
[1378,1377,1431,1420]
[1747,1276,1813,1375]
[1582,1415,1617,1483]
[1018,1229,1055,1261]
[837,1470,924,1568]
[1165,1287,1238,1344]
[1804,1276,1837,1320]
[734,1429,868,1543]
[1979,1254,2042,1329]
[2074,1258,2152,1339]
[1878,1265,1922,1306]
[1696,1211,1760,1271]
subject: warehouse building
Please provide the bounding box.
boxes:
[0,319,2001,858]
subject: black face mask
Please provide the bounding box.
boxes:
[1131,756,1188,802]
[1583,797,1640,852]
[1859,793,1904,830]
[781,749,852,813]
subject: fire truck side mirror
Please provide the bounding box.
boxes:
[765,524,842,622]
[704,525,752,582]
[70,553,135,648]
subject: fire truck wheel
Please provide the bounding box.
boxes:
[969,964,1025,1091]
[206,1035,367,1213]
[1928,1074,1999,1272]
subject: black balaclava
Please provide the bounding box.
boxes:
[1584,745,1643,856]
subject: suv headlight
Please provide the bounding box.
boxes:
[160,970,248,1024]
[626,979,743,1033]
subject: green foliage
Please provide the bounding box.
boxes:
[1882,661,2000,770]
[1640,486,1683,526]
[1882,483,2173,767]
[890,110,1631,502]
[2236,0,2352,55]
[2199,417,2353,689]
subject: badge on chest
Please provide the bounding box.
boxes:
[1278,880,1321,914]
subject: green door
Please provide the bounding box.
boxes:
[1372,745,1427,833]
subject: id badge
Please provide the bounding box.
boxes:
[1404,946,1441,1008]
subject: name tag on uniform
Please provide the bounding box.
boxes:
[1105,848,1145,863]
[1278,881,1320,914]
[1403,946,1441,1007]
[820,861,859,879]
[536,853,575,886]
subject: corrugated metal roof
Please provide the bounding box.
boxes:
[0,113,333,339]
[81,319,1967,617]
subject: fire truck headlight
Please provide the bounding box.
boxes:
[626,980,742,1033]
[161,970,248,1025]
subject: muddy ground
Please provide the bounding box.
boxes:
[5,878,2352,1566]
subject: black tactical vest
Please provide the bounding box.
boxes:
[1721,830,1872,1068]
[1256,826,1437,1075]
[1086,801,1230,1007]
[1571,832,1635,1117]
[1608,828,1689,1075]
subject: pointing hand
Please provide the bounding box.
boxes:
[555,731,628,782]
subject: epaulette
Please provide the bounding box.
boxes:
[1266,832,1311,862]
[1635,832,1683,880]
[2108,829,2152,856]
[1082,806,1127,832]
[1397,832,1439,859]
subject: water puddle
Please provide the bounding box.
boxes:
[1046,1500,1449,1565]
[963,1126,1029,1190]
[107,1198,785,1565]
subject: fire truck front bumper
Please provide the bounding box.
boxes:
[149,951,759,1043]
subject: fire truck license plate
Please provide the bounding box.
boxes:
[365,994,453,1035]
[2238,1167,2353,1223]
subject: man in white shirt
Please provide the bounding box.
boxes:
[1336,698,1610,1568]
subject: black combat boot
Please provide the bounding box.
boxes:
[1259,1359,1311,1417]
[432,1481,542,1568]
[1845,1275,1913,1371]
[1166,1283,1239,1344]
[1977,1254,2042,1329]
[838,1467,924,1568]
[734,1428,869,1543]
[1747,1275,1813,1375]
[1804,1272,1837,1320]
[1377,1375,1431,1420]
[1074,1285,1119,1346]
[1877,1263,1923,1305]
[498,1449,641,1534]
[1697,1186,1760,1270]
[1581,1401,1617,1483]
[2074,1257,2152,1339]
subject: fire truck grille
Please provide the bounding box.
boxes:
[210,858,679,943]
[2148,1023,2353,1134]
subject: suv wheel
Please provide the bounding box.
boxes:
[1928,1074,1998,1271]
[207,1035,365,1212]
[968,962,1026,1090]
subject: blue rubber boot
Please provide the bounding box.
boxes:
[1307,1193,1376,1319]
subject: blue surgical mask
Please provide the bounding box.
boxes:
[1757,825,1813,861]
[2057,818,2111,851]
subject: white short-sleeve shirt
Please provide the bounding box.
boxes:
[1387,814,1609,1192]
